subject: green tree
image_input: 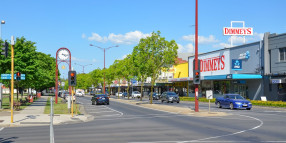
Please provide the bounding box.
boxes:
[122,54,134,100]
[105,66,115,96]
[76,73,92,90]
[132,38,152,101]
[144,31,178,104]
[112,60,124,99]
[90,68,103,90]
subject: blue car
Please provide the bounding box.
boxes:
[215,94,252,110]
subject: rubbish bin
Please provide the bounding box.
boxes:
[37,92,41,98]
[29,95,33,103]
[91,97,96,105]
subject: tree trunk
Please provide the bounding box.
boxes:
[150,78,155,104]
[118,79,121,99]
[127,81,130,100]
[17,85,19,101]
[140,79,144,101]
[108,84,111,97]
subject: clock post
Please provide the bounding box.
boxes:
[55,48,72,104]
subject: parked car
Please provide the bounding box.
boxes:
[149,92,160,100]
[132,91,141,98]
[76,91,84,97]
[161,91,180,103]
[91,94,109,105]
[215,94,252,110]
[63,92,76,102]
[115,92,123,97]
[123,92,128,98]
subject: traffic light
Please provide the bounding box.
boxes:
[193,59,201,84]
[16,72,21,81]
[68,71,77,86]
[1,42,8,58]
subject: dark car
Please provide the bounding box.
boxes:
[90,91,95,95]
[215,94,252,110]
[91,94,109,105]
[149,92,160,100]
[161,91,180,103]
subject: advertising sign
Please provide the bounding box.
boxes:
[232,59,242,70]
[206,90,213,100]
[223,27,253,35]
[189,49,230,77]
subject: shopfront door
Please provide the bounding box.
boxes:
[234,84,247,99]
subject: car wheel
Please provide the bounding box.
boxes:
[230,103,234,110]
[217,102,221,108]
[246,108,251,110]
[107,102,109,105]
[177,101,180,103]
[167,101,169,103]
[171,101,173,103]
[161,100,163,103]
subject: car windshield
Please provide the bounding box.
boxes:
[228,95,244,99]
[167,92,177,96]
[134,91,140,93]
[96,95,107,98]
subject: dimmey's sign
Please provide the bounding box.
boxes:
[200,55,225,72]
[223,27,253,35]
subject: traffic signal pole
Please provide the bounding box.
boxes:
[195,0,199,112]
[11,36,15,123]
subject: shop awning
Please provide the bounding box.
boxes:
[202,74,262,80]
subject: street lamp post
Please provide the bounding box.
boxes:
[90,44,119,94]
[74,63,92,74]
[0,20,5,40]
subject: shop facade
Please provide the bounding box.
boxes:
[263,32,286,101]
[188,41,263,100]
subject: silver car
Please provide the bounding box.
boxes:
[161,92,180,103]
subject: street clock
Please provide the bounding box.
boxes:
[58,49,69,60]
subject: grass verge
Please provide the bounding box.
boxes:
[44,97,80,114]
[1,94,37,110]
[180,97,286,108]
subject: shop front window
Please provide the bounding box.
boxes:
[214,81,230,94]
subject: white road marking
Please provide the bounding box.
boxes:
[0,127,4,132]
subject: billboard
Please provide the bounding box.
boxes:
[223,27,253,35]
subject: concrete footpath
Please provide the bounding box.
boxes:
[0,96,92,127]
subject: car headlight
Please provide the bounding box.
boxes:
[248,103,252,104]
[235,102,242,104]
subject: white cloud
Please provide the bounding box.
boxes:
[88,33,108,43]
[85,31,151,45]
[182,35,219,44]
[177,43,194,54]
[82,33,86,39]
[92,59,97,63]
[213,43,231,48]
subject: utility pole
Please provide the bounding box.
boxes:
[194,0,199,112]
[11,36,15,123]
[50,97,54,143]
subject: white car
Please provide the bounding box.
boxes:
[115,92,123,97]
[132,91,141,98]
[76,91,84,97]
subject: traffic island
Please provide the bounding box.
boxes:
[111,98,229,117]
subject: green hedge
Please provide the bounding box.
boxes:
[180,97,286,108]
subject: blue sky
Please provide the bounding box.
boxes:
[1,0,286,78]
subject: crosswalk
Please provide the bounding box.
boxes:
[76,97,123,118]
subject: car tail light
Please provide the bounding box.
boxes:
[97,97,100,99]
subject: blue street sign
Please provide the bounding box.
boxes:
[1,74,26,80]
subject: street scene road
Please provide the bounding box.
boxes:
[1,96,286,143]
[1,1,286,143]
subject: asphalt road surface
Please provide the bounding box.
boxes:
[1,96,286,143]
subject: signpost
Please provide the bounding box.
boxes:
[206,90,213,112]
[1,74,26,80]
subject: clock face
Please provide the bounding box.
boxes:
[58,49,69,60]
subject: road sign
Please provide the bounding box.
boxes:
[1,74,26,80]
[206,90,213,100]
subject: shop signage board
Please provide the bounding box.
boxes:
[223,27,253,35]
[232,59,242,70]
[189,49,230,77]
